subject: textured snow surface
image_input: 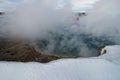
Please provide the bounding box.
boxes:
[0,45,120,80]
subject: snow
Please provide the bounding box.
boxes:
[100,45,120,65]
[0,45,120,80]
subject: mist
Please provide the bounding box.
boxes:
[3,0,73,38]
[79,0,120,43]
[0,0,119,57]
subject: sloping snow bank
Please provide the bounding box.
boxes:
[100,45,120,65]
[0,45,120,80]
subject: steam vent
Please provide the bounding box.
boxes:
[0,11,115,63]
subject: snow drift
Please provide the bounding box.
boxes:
[0,45,120,80]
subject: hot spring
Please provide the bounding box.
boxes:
[36,25,115,57]
[0,0,120,57]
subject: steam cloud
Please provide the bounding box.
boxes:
[3,0,73,38]
[79,0,120,43]
[0,0,119,57]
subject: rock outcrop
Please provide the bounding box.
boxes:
[0,37,61,63]
[98,45,106,56]
[0,12,5,15]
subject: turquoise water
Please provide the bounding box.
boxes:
[37,31,115,57]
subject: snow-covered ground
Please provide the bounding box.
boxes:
[0,45,120,80]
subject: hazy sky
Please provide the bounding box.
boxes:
[0,0,98,11]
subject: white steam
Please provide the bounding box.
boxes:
[4,0,74,38]
[79,0,120,43]
[0,0,120,57]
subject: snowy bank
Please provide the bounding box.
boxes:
[100,45,120,65]
[0,45,120,80]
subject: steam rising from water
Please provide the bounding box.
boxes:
[79,0,120,43]
[4,0,73,38]
[0,0,119,57]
